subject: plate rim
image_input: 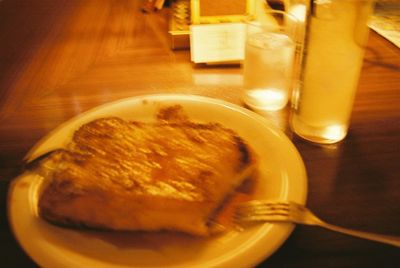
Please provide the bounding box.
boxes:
[8,93,308,268]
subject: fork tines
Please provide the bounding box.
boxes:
[234,200,291,223]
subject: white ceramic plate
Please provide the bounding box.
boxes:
[8,94,307,268]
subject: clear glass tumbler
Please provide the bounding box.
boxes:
[290,0,375,144]
[242,10,299,111]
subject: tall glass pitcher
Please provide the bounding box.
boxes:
[290,0,375,144]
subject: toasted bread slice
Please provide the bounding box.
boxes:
[37,110,257,236]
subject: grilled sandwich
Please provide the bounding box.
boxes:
[37,106,257,236]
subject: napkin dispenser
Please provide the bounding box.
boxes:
[189,0,257,63]
[169,0,259,53]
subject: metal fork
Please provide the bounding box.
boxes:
[235,200,400,247]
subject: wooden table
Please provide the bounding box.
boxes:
[1,1,399,267]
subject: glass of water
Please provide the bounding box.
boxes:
[242,10,299,111]
[290,0,375,144]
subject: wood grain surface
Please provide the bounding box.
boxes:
[1,0,399,267]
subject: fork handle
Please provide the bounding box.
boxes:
[318,221,400,247]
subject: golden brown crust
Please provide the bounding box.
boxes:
[37,107,257,236]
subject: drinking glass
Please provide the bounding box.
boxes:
[242,10,299,111]
[290,0,375,144]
